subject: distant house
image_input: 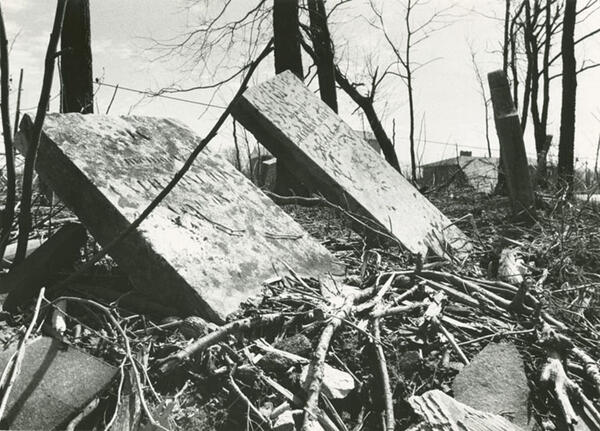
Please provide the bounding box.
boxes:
[421,152,500,193]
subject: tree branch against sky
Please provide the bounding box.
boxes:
[368,0,454,182]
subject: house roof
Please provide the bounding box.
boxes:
[421,156,499,168]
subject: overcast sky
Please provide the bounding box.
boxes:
[3,0,600,170]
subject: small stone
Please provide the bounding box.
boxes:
[300,364,355,399]
[179,316,218,339]
[272,409,295,431]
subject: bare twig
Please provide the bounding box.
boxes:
[370,311,394,430]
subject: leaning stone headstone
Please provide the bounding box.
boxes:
[452,342,530,429]
[17,113,342,322]
[232,71,471,259]
[0,337,117,430]
[488,71,535,216]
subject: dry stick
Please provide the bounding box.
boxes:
[0,5,16,261]
[49,39,274,294]
[158,312,285,374]
[303,293,356,431]
[105,83,119,114]
[571,346,600,397]
[0,287,45,421]
[65,397,100,431]
[370,311,394,431]
[14,0,68,264]
[54,296,167,431]
[541,351,600,427]
[228,366,270,426]
[13,68,23,138]
[104,358,127,431]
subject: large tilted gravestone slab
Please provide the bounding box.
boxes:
[232,71,471,259]
[17,113,341,322]
[0,337,117,430]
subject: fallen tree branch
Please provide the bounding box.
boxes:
[370,310,394,431]
[571,346,600,397]
[158,312,286,373]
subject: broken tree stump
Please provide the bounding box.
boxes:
[0,337,117,430]
[15,113,342,323]
[1,223,87,312]
[232,71,471,260]
[487,70,536,216]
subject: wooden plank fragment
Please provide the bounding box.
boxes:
[16,113,342,322]
[231,71,471,259]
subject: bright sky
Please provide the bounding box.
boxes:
[3,0,600,170]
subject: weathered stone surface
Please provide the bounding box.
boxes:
[232,71,471,259]
[0,337,117,430]
[2,223,87,312]
[452,342,531,429]
[17,113,342,322]
[408,389,524,431]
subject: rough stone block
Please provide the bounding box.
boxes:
[232,71,471,259]
[452,342,531,429]
[0,337,117,430]
[17,113,342,322]
[2,223,87,312]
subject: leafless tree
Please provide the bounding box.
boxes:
[369,0,453,182]
[0,5,15,260]
[469,44,492,158]
[557,0,576,190]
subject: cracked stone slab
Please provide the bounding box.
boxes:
[16,113,342,322]
[232,70,471,260]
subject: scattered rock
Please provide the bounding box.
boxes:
[272,409,295,431]
[300,364,355,400]
[498,248,527,284]
[452,342,530,429]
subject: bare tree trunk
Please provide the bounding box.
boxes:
[0,5,15,260]
[334,70,401,173]
[273,0,303,79]
[406,0,417,182]
[307,0,337,113]
[273,0,304,195]
[488,70,536,216]
[503,0,511,73]
[60,0,93,114]
[558,0,577,191]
